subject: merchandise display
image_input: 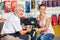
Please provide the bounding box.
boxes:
[42,0,60,7]
[0,0,60,39]
[4,1,11,12]
[31,0,35,10]
[58,14,60,24]
[52,14,58,25]
[11,1,18,12]
[25,1,30,13]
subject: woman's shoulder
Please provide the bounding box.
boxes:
[45,14,51,19]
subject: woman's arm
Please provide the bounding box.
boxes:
[35,17,51,32]
[39,18,51,31]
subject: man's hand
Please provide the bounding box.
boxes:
[22,26,27,30]
[27,27,32,32]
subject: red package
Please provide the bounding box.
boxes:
[58,14,60,24]
[4,1,11,12]
[52,15,58,25]
[11,1,18,12]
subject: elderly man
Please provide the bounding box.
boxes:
[1,4,31,40]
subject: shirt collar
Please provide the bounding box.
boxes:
[14,13,20,18]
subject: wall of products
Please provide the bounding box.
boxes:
[0,0,60,19]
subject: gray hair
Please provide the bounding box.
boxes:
[15,4,24,10]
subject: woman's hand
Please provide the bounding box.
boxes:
[26,25,32,32]
[34,28,41,32]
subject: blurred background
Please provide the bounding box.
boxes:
[0,0,60,40]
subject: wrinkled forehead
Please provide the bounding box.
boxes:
[15,4,24,10]
[19,6,24,10]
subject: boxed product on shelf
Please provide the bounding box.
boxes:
[31,0,35,10]
[42,1,47,7]
[25,1,30,13]
[52,14,58,25]
[11,1,18,12]
[58,14,60,24]
[4,1,11,12]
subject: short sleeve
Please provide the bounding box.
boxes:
[46,14,51,19]
[10,18,22,32]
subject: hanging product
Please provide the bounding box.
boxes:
[42,1,47,7]
[52,14,58,25]
[11,0,17,1]
[25,1,30,13]
[37,1,40,10]
[0,2,4,14]
[56,1,58,6]
[0,0,4,10]
[47,1,52,7]
[31,0,35,10]
[4,1,11,12]
[58,14,60,25]
[0,3,2,14]
[57,1,60,6]
[52,0,59,7]
[52,1,57,7]
[11,1,18,12]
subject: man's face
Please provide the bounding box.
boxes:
[16,6,24,18]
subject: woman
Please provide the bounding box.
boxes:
[34,4,55,40]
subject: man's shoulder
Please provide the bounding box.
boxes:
[7,13,14,19]
[7,13,19,21]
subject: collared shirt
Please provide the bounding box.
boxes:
[1,13,22,34]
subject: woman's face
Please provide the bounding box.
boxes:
[39,6,46,15]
